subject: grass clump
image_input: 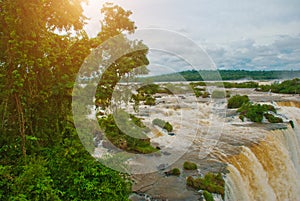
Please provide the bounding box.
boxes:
[183,161,197,170]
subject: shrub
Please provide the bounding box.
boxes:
[203,190,214,201]
[227,95,250,108]
[186,172,224,199]
[194,89,203,97]
[238,103,277,123]
[259,78,300,94]
[145,95,156,106]
[152,118,173,132]
[183,161,197,170]
[171,168,181,176]
[264,113,283,123]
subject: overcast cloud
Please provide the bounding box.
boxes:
[83,0,300,73]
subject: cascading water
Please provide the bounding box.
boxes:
[224,104,300,201]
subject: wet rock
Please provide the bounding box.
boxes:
[157,164,168,171]
[168,132,176,136]
[161,151,171,156]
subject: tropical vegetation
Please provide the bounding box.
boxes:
[0,1,149,200]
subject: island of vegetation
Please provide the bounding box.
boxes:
[186,172,225,200]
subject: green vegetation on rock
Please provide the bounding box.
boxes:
[165,168,181,176]
[264,113,283,123]
[183,161,197,170]
[145,95,156,106]
[186,172,224,199]
[99,111,157,154]
[258,78,300,94]
[238,103,278,123]
[203,190,215,201]
[152,118,173,132]
[171,168,181,176]
[227,95,250,109]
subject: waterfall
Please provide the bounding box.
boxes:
[224,126,300,201]
[277,101,300,109]
[271,127,300,174]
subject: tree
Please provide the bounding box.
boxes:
[0,1,143,200]
[0,0,89,161]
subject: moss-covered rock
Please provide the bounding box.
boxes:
[183,161,197,170]
[165,168,181,176]
[264,113,283,123]
[186,172,224,199]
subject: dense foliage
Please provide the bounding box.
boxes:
[141,70,300,82]
[0,1,148,200]
[227,95,250,108]
[237,103,279,123]
[99,110,157,154]
[258,78,300,94]
[0,129,132,201]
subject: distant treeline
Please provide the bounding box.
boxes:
[140,70,300,82]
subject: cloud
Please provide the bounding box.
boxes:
[83,0,300,72]
[207,34,300,70]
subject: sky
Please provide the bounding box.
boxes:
[83,0,300,73]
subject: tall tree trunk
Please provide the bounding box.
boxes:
[14,93,26,162]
